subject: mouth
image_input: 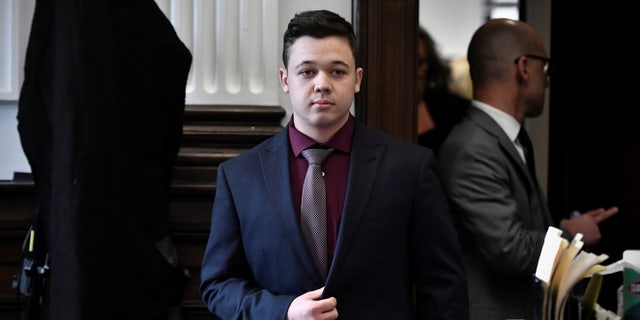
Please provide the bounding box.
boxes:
[312,99,334,108]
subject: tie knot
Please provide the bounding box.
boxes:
[518,128,533,149]
[301,148,334,165]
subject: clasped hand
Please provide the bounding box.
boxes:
[287,287,338,320]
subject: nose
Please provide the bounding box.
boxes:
[314,72,331,93]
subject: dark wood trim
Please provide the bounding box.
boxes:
[353,0,419,143]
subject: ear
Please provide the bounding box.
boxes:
[514,56,530,82]
[354,67,364,93]
[279,68,289,93]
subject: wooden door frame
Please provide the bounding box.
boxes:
[352,0,418,143]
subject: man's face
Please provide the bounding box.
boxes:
[523,51,550,119]
[279,36,363,135]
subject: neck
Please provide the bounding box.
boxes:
[293,114,348,144]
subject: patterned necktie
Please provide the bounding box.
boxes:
[518,128,537,180]
[300,147,334,280]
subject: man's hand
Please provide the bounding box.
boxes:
[560,206,619,246]
[287,287,338,320]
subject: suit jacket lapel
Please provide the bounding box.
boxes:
[469,108,554,226]
[469,108,534,188]
[259,130,322,280]
[329,124,385,277]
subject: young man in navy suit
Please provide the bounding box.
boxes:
[200,9,469,319]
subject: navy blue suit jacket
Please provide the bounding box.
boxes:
[200,120,469,319]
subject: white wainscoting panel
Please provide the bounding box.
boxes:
[0,0,19,100]
[157,0,279,105]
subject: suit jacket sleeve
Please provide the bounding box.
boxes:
[199,159,297,319]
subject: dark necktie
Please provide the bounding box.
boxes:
[518,128,537,180]
[300,147,334,280]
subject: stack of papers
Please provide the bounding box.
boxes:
[534,226,611,320]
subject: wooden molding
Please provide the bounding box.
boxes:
[353,0,419,143]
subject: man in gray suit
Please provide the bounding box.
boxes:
[200,10,469,320]
[437,18,618,319]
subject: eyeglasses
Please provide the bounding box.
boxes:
[514,54,551,76]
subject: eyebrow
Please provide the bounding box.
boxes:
[294,60,351,69]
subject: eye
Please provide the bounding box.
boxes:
[332,69,347,76]
[299,69,315,77]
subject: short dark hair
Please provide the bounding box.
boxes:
[282,10,357,68]
[418,26,452,91]
[418,26,452,92]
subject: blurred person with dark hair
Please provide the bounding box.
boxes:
[416,26,470,155]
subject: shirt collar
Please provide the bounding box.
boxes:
[288,115,354,157]
[471,100,522,142]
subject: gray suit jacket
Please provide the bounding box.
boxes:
[200,119,469,319]
[438,106,555,319]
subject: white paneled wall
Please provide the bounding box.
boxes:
[0,0,284,179]
[0,0,33,179]
[155,0,279,105]
[0,0,19,100]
